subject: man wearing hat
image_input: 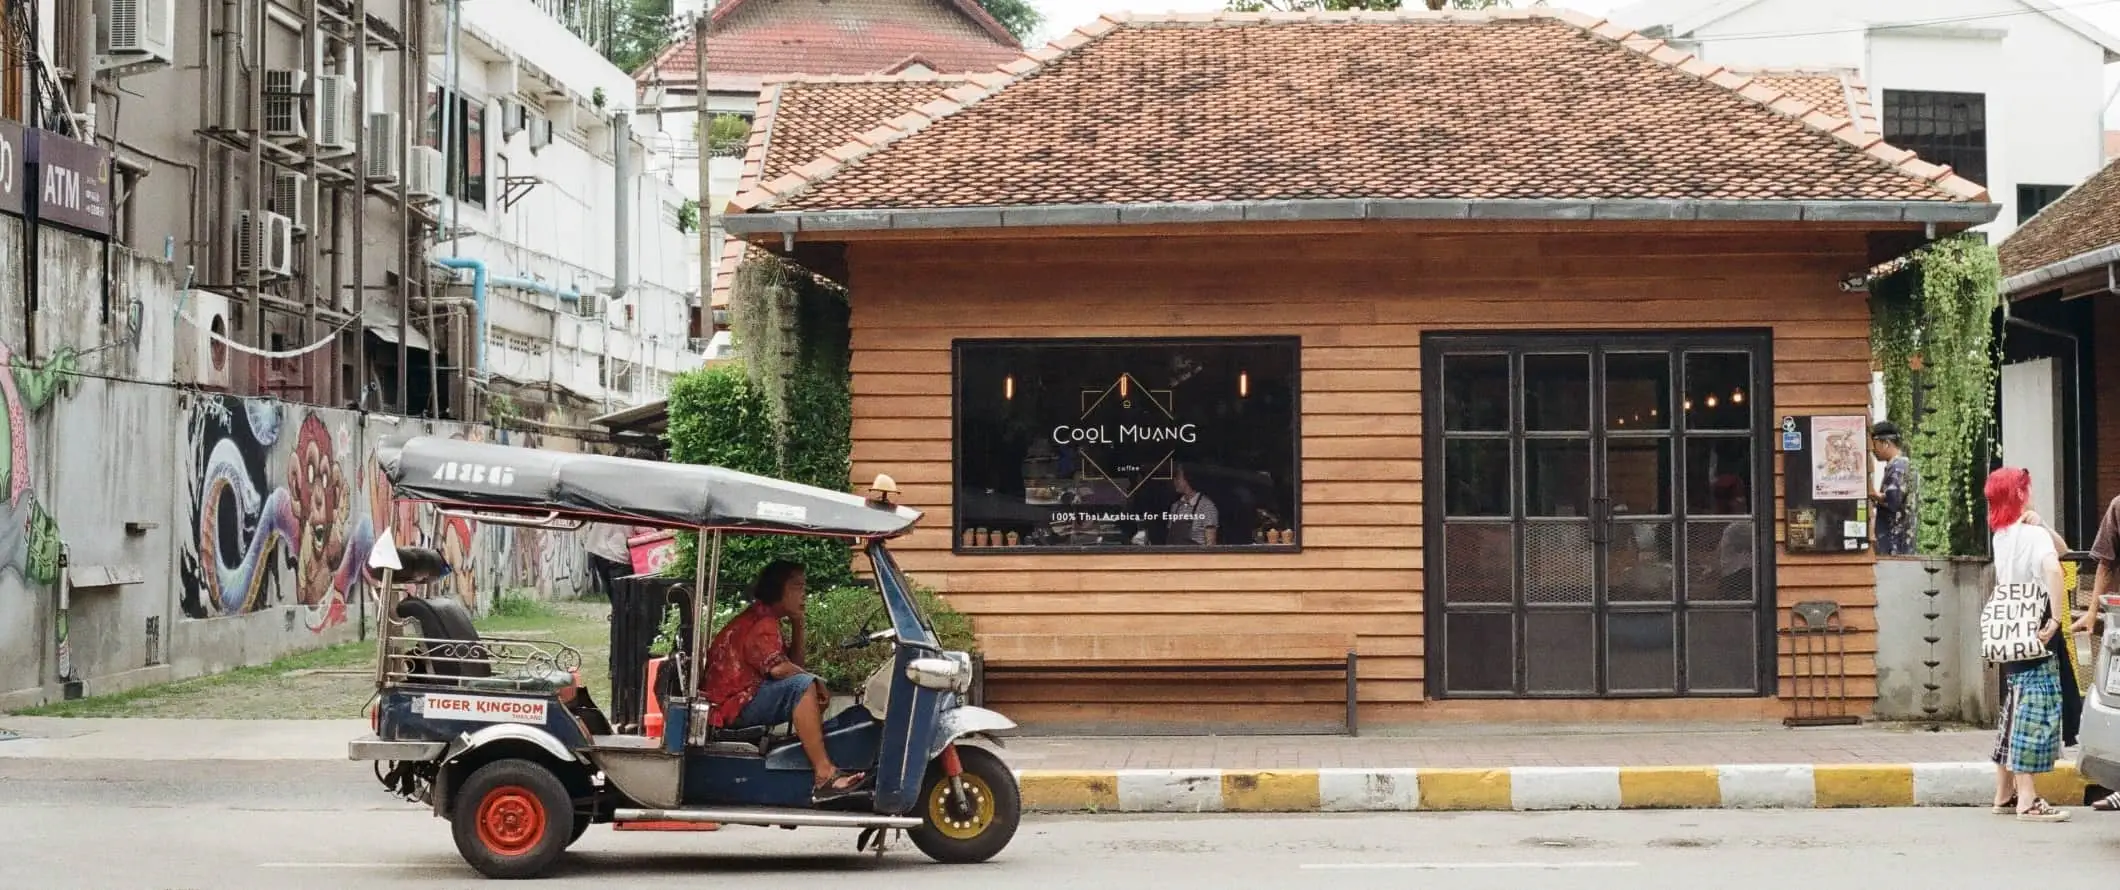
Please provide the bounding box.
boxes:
[1870,421,1917,555]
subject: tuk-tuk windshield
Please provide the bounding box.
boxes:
[866,542,939,645]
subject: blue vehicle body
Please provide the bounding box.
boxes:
[348,439,1021,878]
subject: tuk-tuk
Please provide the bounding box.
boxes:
[347,436,1021,879]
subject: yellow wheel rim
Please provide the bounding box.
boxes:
[925,773,997,841]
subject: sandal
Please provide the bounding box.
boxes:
[1992,795,2016,815]
[2017,797,2071,823]
[812,769,871,802]
[2093,791,2120,812]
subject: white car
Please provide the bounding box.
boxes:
[2078,596,2120,793]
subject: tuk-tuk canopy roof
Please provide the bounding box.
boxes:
[376,436,922,538]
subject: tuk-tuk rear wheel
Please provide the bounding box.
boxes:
[908,745,1020,864]
[451,758,572,879]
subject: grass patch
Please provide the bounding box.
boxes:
[8,597,614,720]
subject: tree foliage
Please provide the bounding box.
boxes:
[976,0,1043,42]
[553,0,682,74]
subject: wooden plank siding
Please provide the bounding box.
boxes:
[842,225,1881,727]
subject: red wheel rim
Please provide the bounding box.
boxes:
[474,786,548,856]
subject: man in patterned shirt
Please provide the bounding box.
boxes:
[1870,422,1918,555]
[702,559,869,800]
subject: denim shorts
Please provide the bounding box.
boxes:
[733,673,815,728]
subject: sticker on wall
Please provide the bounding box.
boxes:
[417,693,550,725]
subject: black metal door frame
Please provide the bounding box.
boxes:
[1420,329,1777,700]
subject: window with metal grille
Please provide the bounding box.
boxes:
[1881,90,1987,187]
[2018,183,2070,225]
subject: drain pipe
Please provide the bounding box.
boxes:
[435,257,487,379]
[612,108,632,302]
[431,257,584,382]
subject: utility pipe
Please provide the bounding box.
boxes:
[613,109,631,300]
[430,257,586,382]
[435,256,487,379]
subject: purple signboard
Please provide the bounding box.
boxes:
[29,129,111,237]
[0,120,25,218]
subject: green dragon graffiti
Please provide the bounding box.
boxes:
[0,342,74,586]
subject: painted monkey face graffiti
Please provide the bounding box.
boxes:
[289,416,349,604]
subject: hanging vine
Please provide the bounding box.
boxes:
[1866,234,2003,556]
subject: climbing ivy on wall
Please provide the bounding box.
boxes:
[1868,234,2003,556]
[663,251,855,606]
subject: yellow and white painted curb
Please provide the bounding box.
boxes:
[1008,763,2090,813]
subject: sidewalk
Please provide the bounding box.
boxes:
[0,716,2081,813]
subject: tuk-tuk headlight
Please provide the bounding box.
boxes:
[906,657,969,693]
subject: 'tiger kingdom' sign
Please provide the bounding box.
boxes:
[1981,582,2052,664]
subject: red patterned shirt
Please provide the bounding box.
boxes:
[702,603,789,726]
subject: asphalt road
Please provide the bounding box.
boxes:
[7,759,2120,889]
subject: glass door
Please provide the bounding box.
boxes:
[1424,333,1771,699]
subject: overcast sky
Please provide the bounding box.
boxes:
[1023,0,2120,122]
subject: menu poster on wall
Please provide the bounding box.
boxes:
[1809,415,1868,500]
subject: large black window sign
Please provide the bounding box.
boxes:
[952,337,1301,552]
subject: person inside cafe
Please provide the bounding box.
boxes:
[701,559,869,801]
[1168,462,1220,546]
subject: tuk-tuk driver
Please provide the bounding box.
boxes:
[703,559,871,800]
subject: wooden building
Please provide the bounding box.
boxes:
[720,10,1996,729]
[2000,157,2120,545]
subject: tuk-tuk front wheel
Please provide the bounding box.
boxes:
[908,744,1020,864]
[450,758,572,879]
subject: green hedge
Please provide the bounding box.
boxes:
[800,585,979,692]
[663,363,852,605]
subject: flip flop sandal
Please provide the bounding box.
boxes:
[2017,798,2071,823]
[2093,791,2120,812]
[812,769,871,803]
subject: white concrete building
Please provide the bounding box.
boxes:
[1612,0,2120,241]
[429,0,707,415]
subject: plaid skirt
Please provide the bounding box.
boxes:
[1993,657,2064,774]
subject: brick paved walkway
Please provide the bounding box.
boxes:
[1002,724,2000,769]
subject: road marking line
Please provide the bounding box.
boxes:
[1301,861,1640,870]
[257,863,403,869]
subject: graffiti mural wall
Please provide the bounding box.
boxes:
[178,395,591,635]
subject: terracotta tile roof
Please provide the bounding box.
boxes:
[711,73,966,309]
[633,0,1021,85]
[729,10,1986,216]
[1999,157,2120,280]
[1737,68,1877,134]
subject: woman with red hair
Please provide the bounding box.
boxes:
[1985,466,2073,822]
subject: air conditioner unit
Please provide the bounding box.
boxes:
[364,112,403,182]
[99,0,176,69]
[407,146,446,200]
[528,116,553,152]
[577,293,604,319]
[262,69,308,140]
[271,170,309,233]
[178,290,237,390]
[314,74,357,158]
[235,210,295,279]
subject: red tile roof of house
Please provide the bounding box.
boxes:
[1999,156,2120,281]
[634,0,1021,86]
[1738,67,1878,134]
[711,74,966,308]
[727,10,1986,217]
